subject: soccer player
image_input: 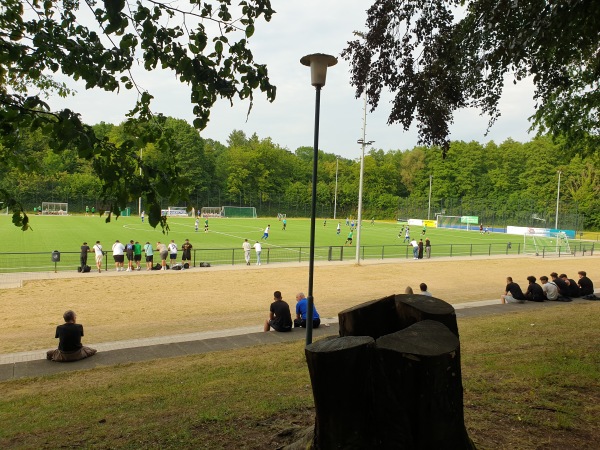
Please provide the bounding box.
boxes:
[195,217,199,232]
[345,229,353,245]
[261,225,270,240]
[204,218,209,232]
[282,218,287,231]
[336,222,341,235]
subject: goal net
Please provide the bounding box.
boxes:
[222,206,257,218]
[201,207,224,218]
[41,202,68,215]
[523,231,572,256]
[161,206,189,217]
[436,215,478,231]
[277,213,286,220]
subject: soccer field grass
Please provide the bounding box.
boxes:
[0,214,526,254]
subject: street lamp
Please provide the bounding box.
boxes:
[555,170,562,229]
[301,53,337,345]
[355,92,374,265]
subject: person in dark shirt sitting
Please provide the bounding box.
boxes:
[501,276,526,304]
[46,310,97,362]
[524,276,545,302]
[577,271,595,297]
[264,291,292,332]
[559,273,580,298]
[550,272,569,297]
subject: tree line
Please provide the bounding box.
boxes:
[1,117,598,230]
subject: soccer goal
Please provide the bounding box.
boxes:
[41,202,68,215]
[161,206,189,217]
[436,215,478,231]
[277,213,286,220]
[201,207,224,218]
[523,231,572,256]
[222,206,257,218]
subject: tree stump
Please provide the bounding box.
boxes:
[305,335,376,449]
[395,294,459,337]
[374,320,473,449]
[337,294,400,339]
[338,294,458,338]
[294,294,475,450]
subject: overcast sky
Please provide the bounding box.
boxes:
[50,1,537,159]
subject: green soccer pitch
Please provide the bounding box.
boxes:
[0,214,522,254]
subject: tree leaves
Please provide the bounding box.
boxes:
[0,0,277,229]
[343,0,599,155]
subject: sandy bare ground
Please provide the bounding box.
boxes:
[0,255,598,354]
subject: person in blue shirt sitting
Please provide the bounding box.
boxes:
[294,292,321,329]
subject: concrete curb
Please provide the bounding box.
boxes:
[2,297,597,381]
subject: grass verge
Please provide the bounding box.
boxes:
[1,303,598,449]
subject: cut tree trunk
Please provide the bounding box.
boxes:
[305,335,376,450]
[292,294,475,450]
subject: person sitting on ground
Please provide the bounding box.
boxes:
[577,271,596,298]
[550,272,570,298]
[294,292,321,329]
[501,276,526,304]
[46,310,97,362]
[404,286,414,294]
[540,275,558,301]
[524,276,545,302]
[264,291,292,332]
[559,273,580,298]
[419,283,432,296]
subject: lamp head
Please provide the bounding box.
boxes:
[300,53,338,87]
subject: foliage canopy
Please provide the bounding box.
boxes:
[0,0,276,229]
[342,0,600,153]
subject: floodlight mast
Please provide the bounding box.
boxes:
[355,90,374,266]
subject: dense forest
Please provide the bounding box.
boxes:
[1,118,598,230]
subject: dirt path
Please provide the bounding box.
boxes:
[0,255,598,353]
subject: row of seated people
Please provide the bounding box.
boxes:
[501,271,596,304]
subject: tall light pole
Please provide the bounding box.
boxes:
[427,175,433,220]
[355,93,374,265]
[333,157,339,220]
[138,147,143,216]
[301,53,337,345]
[555,170,562,229]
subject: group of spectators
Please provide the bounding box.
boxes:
[501,271,596,304]
[264,291,321,332]
[80,239,194,273]
[404,283,432,296]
